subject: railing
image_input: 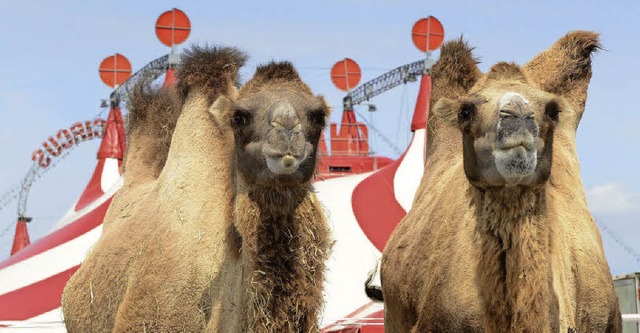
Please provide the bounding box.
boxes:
[623,313,640,322]
[110,54,169,104]
[343,59,425,109]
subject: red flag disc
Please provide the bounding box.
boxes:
[155,8,191,47]
[330,58,362,92]
[411,16,445,52]
[99,54,132,88]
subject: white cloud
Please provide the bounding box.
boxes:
[587,182,640,215]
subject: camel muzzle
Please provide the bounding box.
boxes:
[493,118,539,184]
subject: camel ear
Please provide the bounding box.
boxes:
[431,37,482,102]
[433,98,459,125]
[523,31,601,114]
[228,85,240,100]
[209,95,234,123]
[325,103,333,118]
[319,96,333,117]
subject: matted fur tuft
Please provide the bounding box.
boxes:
[486,62,527,83]
[124,78,182,180]
[241,61,312,95]
[431,37,482,102]
[177,45,248,103]
[254,61,302,82]
[234,185,332,333]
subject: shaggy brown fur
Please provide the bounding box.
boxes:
[176,45,247,103]
[425,37,482,160]
[123,78,182,182]
[380,32,621,333]
[216,60,331,332]
[62,46,246,332]
[240,61,314,96]
[62,46,332,333]
[233,183,331,332]
[484,62,528,83]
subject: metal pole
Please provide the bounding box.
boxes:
[424,16,432,74]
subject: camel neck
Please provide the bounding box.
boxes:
[474,186,559,333]
[233,180,330,332]
[249,185,310,217]
[476,187,544,244]
[160,92,234,190]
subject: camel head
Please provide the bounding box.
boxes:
[229,61,330,187]
[437,65,560,187]
[433,31,600,189]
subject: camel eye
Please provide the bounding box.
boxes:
[308,109,326,127]
[545,101,560,122]
[458,103,476,124]
[231,110,251,128]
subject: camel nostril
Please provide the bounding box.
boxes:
[271,121,285,131]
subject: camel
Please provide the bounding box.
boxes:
[62,46,332,333]
[375,32,621,333]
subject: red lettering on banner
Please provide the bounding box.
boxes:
[43,137,61,157]
[32,118,106,169]
[56,129,73,149]
[31,149,51,168]
[70,122,86,142]
[84,121,94,140]
[93,119,106,137]
[42,156,51,169]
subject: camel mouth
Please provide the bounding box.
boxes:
[265,154,304,175]
[496,135,536,151]
[493,145,537,184]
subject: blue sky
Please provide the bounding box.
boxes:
[0,0,638,274]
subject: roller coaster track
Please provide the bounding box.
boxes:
[343,58,432,109]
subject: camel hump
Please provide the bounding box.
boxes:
[177,45,248,104]
[124,78,182,183]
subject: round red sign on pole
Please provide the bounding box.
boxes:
[330,58,362,92]
[99,54,132,88]
[155,8,191,47]
[411,16,445,52]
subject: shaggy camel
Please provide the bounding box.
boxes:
[62,46,332,333]
[376,32,621,333]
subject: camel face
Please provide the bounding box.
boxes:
[442,66,560,188]
[231,85,329,186]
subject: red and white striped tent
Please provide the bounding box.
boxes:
[0,73,432,332]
